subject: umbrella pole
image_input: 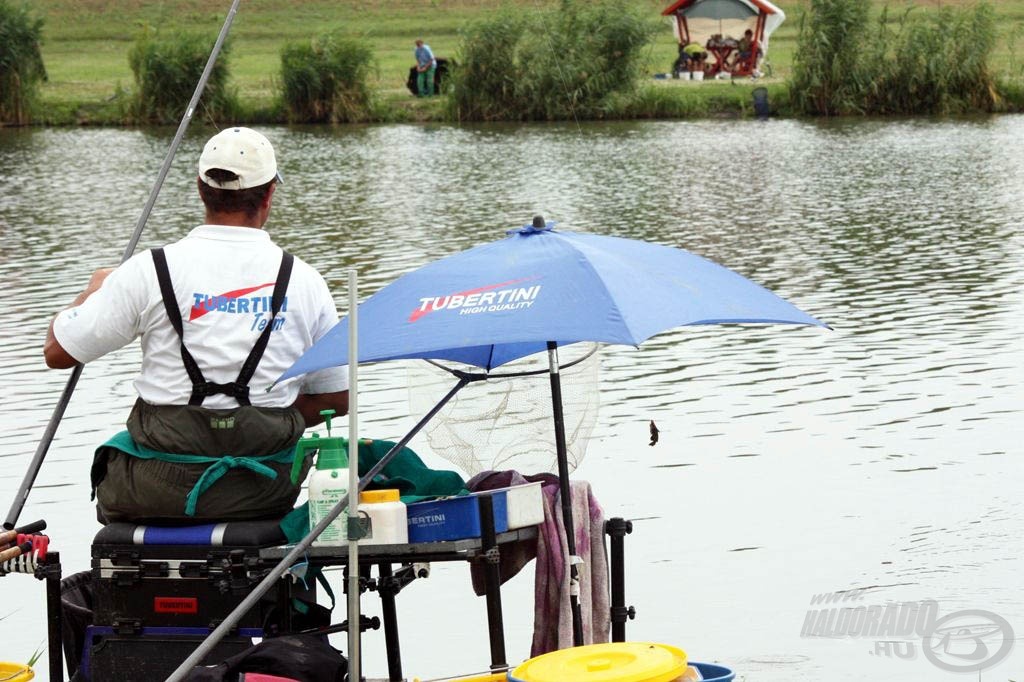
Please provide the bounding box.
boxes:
[347,269,361,682]
[547,341,585,648]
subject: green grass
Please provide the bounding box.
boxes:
[20,0,1024,124]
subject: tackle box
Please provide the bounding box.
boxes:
[90,520,288,630]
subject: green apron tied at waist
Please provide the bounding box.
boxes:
[96,431,295,517]
[185,455,280,517]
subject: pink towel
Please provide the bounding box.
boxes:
[467,471,610,656]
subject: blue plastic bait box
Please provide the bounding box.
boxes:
[406,491,509,542]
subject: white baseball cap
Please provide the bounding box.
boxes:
[198,127,282,190]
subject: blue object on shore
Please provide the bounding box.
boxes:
[752,86,770,119]
[692,661,736,681]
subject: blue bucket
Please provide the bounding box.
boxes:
[691,661,735,681]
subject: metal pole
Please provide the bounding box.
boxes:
[605,517,633,642]
[377,562,403,681]
[547,341,584,647]
[478,494,507,670]
[166,375,474,682]
[3,0,243,531]
[44,553,63,682]
[347,269,361,682]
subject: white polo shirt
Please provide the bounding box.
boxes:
[53,225,348,408]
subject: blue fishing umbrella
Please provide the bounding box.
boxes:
[281,219,824,378]
[279,218,827,646]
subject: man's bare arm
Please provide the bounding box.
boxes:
[292,390,349,428]
[44,267,115,369]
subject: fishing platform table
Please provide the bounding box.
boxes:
[20,501,632,681]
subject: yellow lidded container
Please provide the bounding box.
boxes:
[413,674,506,682]
[359,489,400,504]
[509,642,687,682]
[0,663,34,681]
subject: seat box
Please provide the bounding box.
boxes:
[91,522,286,629]
[406,492,508,543]
[91,544,275,630]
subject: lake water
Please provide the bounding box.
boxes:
[1,117,1022,681]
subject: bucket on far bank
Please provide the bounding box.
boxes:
[692,71,705,81]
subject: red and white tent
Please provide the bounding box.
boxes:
[662,0,785,54]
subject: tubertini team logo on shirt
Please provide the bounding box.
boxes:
[190,284,288,332]
[409,278,541,323]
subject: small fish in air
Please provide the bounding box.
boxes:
[649,420,659,446]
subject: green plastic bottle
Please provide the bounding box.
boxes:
[292,409,350,546]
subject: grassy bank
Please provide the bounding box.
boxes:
[21,0,1024,124]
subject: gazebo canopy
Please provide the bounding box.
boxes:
[662,0,785,52]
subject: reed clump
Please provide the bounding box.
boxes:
[869,5,998,114]
[449,0,659,122]
[0,0,47,125]
[789,0,874,115]
[128,29,239,124]
[790,0,999,115]
[279,34,375,123]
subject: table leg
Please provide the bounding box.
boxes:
[377,562,403,681]
[478,495,507,670]
[44,553,63,682]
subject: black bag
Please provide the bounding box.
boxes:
[61,571,95,681]
[184,635,347,682]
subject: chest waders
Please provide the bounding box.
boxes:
[92,248,312,524]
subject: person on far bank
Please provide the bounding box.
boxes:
[44,127,349,525]
[414,38,437,96]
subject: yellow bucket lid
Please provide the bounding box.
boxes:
[360,489,400,504]
[510,642,687,682]
[0,663,34,681]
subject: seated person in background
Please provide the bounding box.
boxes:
[733,29,761,72]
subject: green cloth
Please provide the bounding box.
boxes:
[683,42,704,56]
[278,438,468,543]
[100,430,294,517]
[355,437,467,501]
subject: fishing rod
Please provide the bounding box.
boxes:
[2,0,243,531]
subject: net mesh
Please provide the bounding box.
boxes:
[407,344,601,478]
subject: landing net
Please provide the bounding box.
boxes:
[407,344,601,478]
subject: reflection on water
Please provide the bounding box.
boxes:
[1,117,1022,681]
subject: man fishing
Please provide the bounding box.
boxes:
[43,127,349,524]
